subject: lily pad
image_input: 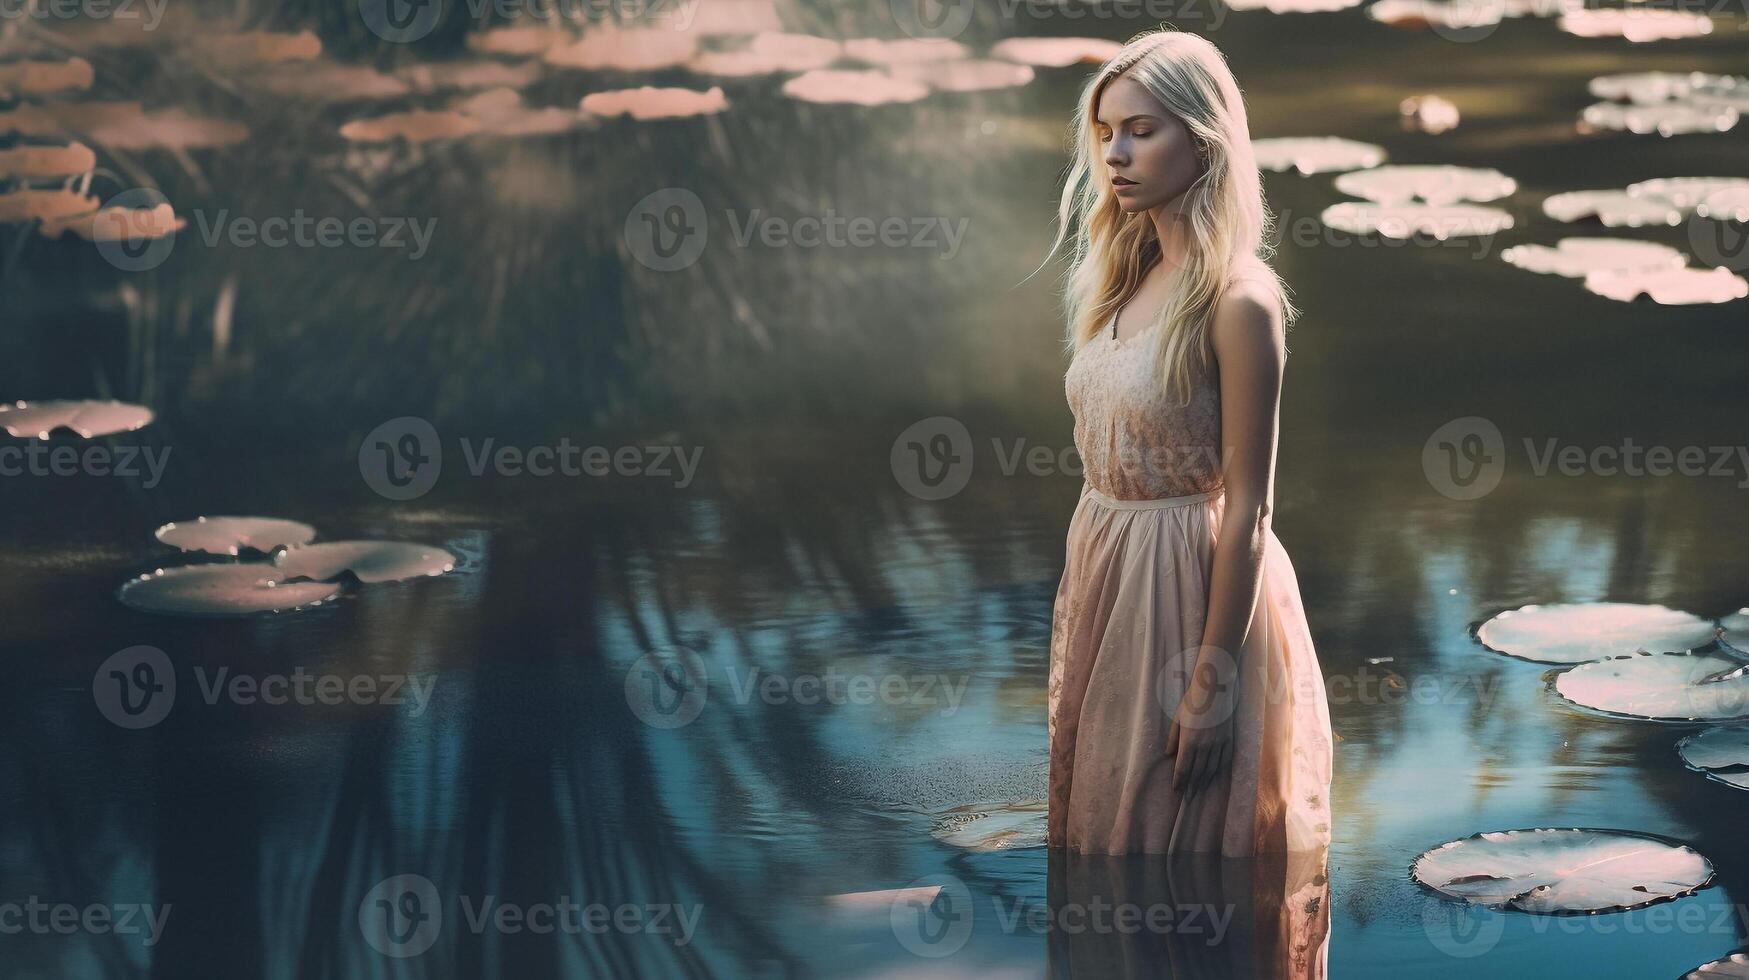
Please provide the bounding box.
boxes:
[1320,202,1513,239]
[0,102,247,150]
[686,33,842,77]
[888,59,1034,93]
[1555,652,1749,722]
[1588,71,1744,105]
[1478,603,1719,663]
[1543,190,1682,227]
[1544,178,1749,226]
[1581,101,1737,137]
[1402,94,1460,134]
[186,29,321,65]
[1635,177,1749,210]
[1253,137,1386,175]
[0,142,96,179]
[989,37,1121,68]
[0,400,152,439]
[1229,0,1365,11]
[781,69,929,106]
[1675,726,1749,791]
[118,565,339,616]
[1412,828,1713,913]
[580,86,729,120]
[340,110,481,143]
[0,57,94,97]
[1584,266,1748,305]
[545,24,697,71]
[1558,7,1712,41]
[930,800,1047,851]
[0,189,98,224]
[1699,188,1749,222]
[41,202,184,243]
[465,26,570,56]
[842,37,969,65]
[1368,0,1505,29]
[1502,238,1688,278]
[1334,165,1516,205]
[1720,610,1749,656]
[272,541,455,584]
[154,517,317,556]
[452,89,589,137]
[398,60,543,93]
[1685,951,1749,979]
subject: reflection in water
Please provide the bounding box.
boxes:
[1048,847,1330,980]
[7,0,1749,976]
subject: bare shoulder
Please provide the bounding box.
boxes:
[1210,275,1285,362]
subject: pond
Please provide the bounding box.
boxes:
[3,2,1749,977]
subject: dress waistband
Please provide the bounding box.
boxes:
[1082,484,1222,510]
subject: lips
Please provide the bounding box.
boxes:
[1112,175,1137,187]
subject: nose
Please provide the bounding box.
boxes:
[1103,139,1126,167]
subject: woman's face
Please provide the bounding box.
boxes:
[1094,75,1202,215]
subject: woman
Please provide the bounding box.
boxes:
[1044,29,1333,858]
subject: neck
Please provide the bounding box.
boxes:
[1148,198,1194,270]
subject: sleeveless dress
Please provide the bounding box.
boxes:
[1047,309,1334,858]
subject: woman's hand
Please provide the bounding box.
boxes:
[1165,647,1237,794]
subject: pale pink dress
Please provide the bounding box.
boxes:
[1047,308,1334,858]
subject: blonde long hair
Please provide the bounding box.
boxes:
[1040,28,1297,404]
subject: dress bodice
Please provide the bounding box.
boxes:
[1064,314,1223,500]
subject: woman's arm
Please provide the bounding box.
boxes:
[1166,278,1285,795]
